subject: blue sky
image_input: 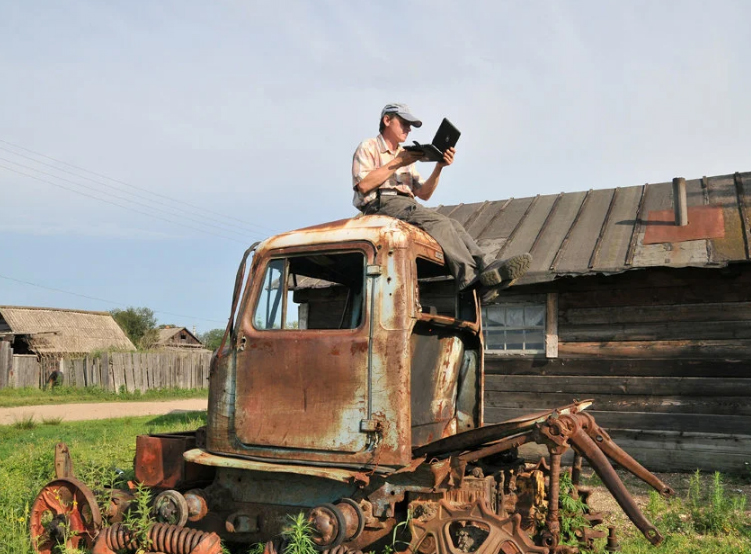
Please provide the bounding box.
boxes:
[1,1,749,333]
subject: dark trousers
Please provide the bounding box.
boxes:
[363,196,493,289]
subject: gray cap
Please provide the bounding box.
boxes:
[381,103,422,128]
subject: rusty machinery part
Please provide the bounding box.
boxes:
[536,413,664,546]
[335,498,366,542]
[576,412,675,498]
[30,477,102,554]
[308,503,348,548]
[92,522,222,554]
[185,489,210,522]
[408,499,549,554]
[154,489,190,527]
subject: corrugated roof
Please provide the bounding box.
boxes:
[436,171,751,285]
[0,306,136,354]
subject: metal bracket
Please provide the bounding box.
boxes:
[366,265,382,276]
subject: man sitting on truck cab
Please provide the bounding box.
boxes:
[352,103,530,302]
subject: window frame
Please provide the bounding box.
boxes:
[482,293,556,356]
[249,247,370,333]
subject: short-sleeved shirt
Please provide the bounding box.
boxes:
[352,134,424,210]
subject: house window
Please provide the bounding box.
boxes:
[482,302,546,354]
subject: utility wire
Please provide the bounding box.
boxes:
[0,138,279,235]
[0,155,266,242]
[0,273,227,325]
[0,163,249,244]
[0,144,266,237]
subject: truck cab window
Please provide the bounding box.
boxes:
[253,252,365,330]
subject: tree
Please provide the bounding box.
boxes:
[199,328,225,351]
[111,307,157,349]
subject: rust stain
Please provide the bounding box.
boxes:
[643,205,725,244]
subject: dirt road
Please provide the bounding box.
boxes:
[0,398,208,426]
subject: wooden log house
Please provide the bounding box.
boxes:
[435,171,751,473]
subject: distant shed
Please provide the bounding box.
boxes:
[436,171,751,473]
[156,327,205,350]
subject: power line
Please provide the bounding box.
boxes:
[0,155,266,242]
[0,272,227,325]
[0,163,250,244]
[0,144,269,237]
[0,138,280,235]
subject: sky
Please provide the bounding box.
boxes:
[1,0,749,334]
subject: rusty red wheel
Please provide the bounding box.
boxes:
[29,477,102,554]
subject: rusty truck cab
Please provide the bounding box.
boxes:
[206,215,483,469]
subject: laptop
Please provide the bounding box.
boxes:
[403,118,461,162]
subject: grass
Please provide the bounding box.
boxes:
[0,410,206,554]
[0,386,208,408]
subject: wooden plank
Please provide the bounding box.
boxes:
[0,342,10,389]
[100,353,110,391]
[484,391,751,416]
[126,353,137,393]
[612,443,750,474]
[112,354,125,393]
[484,375,751,396]
[560,320,751,342]
[558,339,751,359]
[561,301,751,325]
[73,359,85,388]
[609,429,751,455]
[545,293,558,358]
[484,357,751,378]
[484,407,749,434]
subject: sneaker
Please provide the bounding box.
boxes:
[479,253,532,288]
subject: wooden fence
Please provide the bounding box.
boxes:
[0,344,212,392]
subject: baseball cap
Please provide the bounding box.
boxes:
[381,103,423,128]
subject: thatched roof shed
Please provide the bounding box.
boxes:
[0,306,135,355]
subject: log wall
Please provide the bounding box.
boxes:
[485,265,751,473]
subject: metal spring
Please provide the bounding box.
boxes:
[100,522,218,554]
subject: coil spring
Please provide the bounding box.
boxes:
[100,522,219,553]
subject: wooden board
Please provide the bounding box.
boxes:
[484,391,751,415]
[558,339,751,359]
[559,320,751,342]
[484,374,751,396]
[485,357,751,378]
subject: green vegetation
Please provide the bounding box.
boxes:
[110,306,158,349]
[199,328,225,351]
[0,411,206,554]
[0,386,207,408]
[612,470,751,554]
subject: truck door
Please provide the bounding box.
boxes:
[233,246,372,455]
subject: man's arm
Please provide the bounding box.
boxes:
[415,147,456,201]
[355,150,423,195]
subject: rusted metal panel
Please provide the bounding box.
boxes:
[590,186,643,272]
[528,191,587,276]
[183,449,371,484]
[135,434,213,489]
[446,201,487,229]
[555,188,615,274]
[643,205,725,244]
[497,194,558,260]
[477,197,535,240]
[707,174,749,262]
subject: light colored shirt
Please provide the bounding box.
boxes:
[352,134,424,209]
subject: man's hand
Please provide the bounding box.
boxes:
[438,147,456,167]
[396,150,423,167]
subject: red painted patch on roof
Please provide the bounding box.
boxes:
[643,205,725,245]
